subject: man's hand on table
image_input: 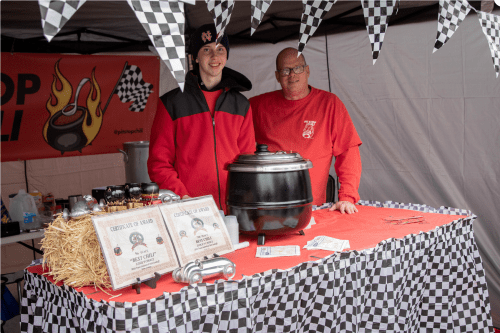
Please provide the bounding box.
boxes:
[328,201,359,214]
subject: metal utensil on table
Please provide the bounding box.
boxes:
[159,189,180,203]
[70,201,90,219]
[62,208,70,221]
[68,195,83,211]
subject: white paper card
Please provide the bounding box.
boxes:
[256,245,301,258]
[304,236,350,252]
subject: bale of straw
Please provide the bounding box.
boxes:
[41,212,111,289]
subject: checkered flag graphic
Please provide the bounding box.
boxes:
[113,63,153,112]
[433,0,472,53]
[127,0,194,91]
[362,0,399,64]
[298,0,337,54]
[250,0,273,36]
[38,0,87,42]
[477,10,500,78]
[206,0,235,46]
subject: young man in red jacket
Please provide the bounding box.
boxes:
[148,24,256,213]
[250,48,362,214]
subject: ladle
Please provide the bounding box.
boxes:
[61,78,90,116]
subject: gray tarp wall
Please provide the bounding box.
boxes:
[228,9,500,327]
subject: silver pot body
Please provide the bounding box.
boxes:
[118,141,152,184]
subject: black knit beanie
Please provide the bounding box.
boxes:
[189,24,230,60]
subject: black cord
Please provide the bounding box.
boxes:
[24,160,29,193]
[326,33,339,201]
[336,177,340,203]
[325,33,332,93]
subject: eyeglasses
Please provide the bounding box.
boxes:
[278,65,306,76]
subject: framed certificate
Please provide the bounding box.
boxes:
[158,196,234,266]
[92,205,179,290]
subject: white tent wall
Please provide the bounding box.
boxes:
[230,9,500,327]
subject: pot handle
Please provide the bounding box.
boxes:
[255,144,269,154]
[118,149,128,163]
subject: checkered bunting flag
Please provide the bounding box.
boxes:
[433,0,472,53]
[251,0,273,36]
[113,63,154,112]
[127,0,194,91]
[362,0,399,64]
[476,10,500,78]
[298,0,337,54]
[38,0,87,42]
[206,0,235,46]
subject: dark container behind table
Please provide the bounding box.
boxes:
[105,185,125,205]
[92,187,107,204]
[55,198,69,214]
[226,144,313,244]
[1,198,20,237]
[141,182,160,205]
[124,183,142,201]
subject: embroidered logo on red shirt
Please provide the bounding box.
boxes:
[201,31,212,42]
[302,120,316,139]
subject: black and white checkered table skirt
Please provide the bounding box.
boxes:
[20,201,493,332]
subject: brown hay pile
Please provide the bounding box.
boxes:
[41,212,112,289]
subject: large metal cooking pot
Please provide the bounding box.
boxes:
[118,141,152,184]
[226,144,313,241]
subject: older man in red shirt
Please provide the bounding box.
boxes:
[250,48,362,214]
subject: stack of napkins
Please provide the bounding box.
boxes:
[256,245,301,258]
[304,236,350,252]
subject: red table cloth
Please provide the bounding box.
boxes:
[27,204,467,303]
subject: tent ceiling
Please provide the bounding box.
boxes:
[1,0,484,54]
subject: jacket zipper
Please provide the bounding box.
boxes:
[212,115,222,211]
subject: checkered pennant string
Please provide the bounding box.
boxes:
[38,0,87,42]
[362,0,399,64]
[111,63,154,112]
[250,0,273,36]
[298,0,337,54]
[127,0,190,91]
[476,10,500,77]
[433,0,472,53]
[206,0,235,46]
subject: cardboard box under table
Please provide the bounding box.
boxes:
[21,201,493,332]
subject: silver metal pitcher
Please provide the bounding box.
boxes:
[118,141,152,184]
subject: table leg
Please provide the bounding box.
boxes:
[15,241,43,256]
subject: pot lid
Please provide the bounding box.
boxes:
[229,144,313,172]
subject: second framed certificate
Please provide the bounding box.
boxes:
[158,196,234,266]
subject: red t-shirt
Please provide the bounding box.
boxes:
[250,87,362,205]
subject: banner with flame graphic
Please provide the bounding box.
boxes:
[1,53,159,162]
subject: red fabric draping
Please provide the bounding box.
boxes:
[27,205,465,303]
